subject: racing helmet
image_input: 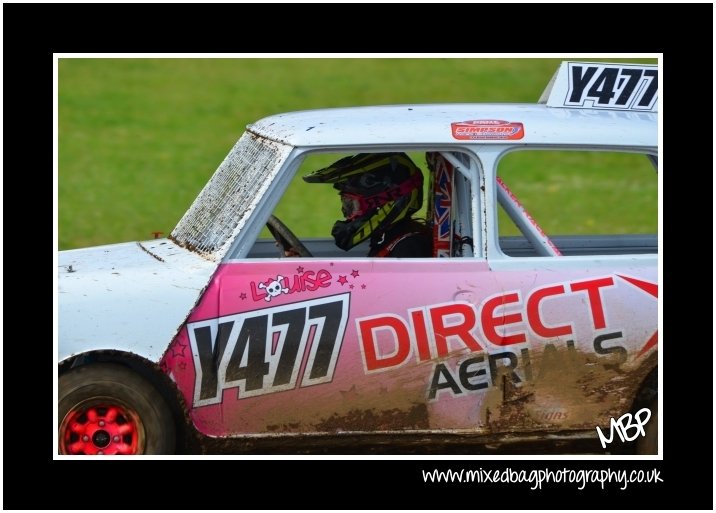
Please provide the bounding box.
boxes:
[303,152,423,251]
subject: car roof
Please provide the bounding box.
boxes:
[247,103,657,149]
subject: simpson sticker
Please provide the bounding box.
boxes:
[188,293,350,407]
[544,61,658,112]
[451,120,524,140]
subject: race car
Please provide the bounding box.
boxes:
[57,61,658,455]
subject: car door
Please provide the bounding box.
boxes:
[160,145,657,441]
[162,149,506,437]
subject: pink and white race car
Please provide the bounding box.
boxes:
[57,61,658,455]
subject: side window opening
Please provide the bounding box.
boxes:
[248,150,476,259]
[496,175,562,257]
[496,150,657,257]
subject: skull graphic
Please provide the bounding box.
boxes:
[258,275,288,302]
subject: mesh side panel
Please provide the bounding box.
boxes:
[171,132,291,259]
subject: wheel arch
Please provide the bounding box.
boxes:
[59,350,200,454]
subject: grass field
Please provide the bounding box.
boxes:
[58,57,657,250]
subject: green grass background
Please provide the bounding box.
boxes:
[58,57,657,250]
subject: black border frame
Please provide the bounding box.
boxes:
[4,2,711,510]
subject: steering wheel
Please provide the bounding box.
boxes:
[266,214,313,258]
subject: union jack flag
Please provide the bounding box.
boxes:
[427,153,453,258]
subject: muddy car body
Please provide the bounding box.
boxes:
[58,62,659,455]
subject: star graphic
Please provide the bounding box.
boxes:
[361,284,367,289]
[616,275,657,357]
[349,284,354,289]
[178,361,187,371]
[239,292,247,300]
[351,269,360,278]
[337,275,348,285]
[330,262,334,266]
[171,341,188,358]
[296,266,304,274]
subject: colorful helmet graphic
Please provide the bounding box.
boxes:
[303,153,423,250]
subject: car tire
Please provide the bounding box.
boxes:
[59,363,176,455]
[635,397,657,455]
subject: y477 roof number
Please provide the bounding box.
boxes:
[567,63,657,111]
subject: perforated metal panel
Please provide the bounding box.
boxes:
[171,132,292,260]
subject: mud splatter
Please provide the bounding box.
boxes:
[315,403,429,432]
[482,344,656,434]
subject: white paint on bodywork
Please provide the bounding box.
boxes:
[248,104,656,148]
[58,239,216,362]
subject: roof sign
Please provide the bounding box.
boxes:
[540,61,658,112]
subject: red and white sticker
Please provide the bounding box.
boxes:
[451,119,524,140]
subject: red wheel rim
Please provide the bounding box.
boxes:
[60,400,144,455]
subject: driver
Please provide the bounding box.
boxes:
[303,152,431,258]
